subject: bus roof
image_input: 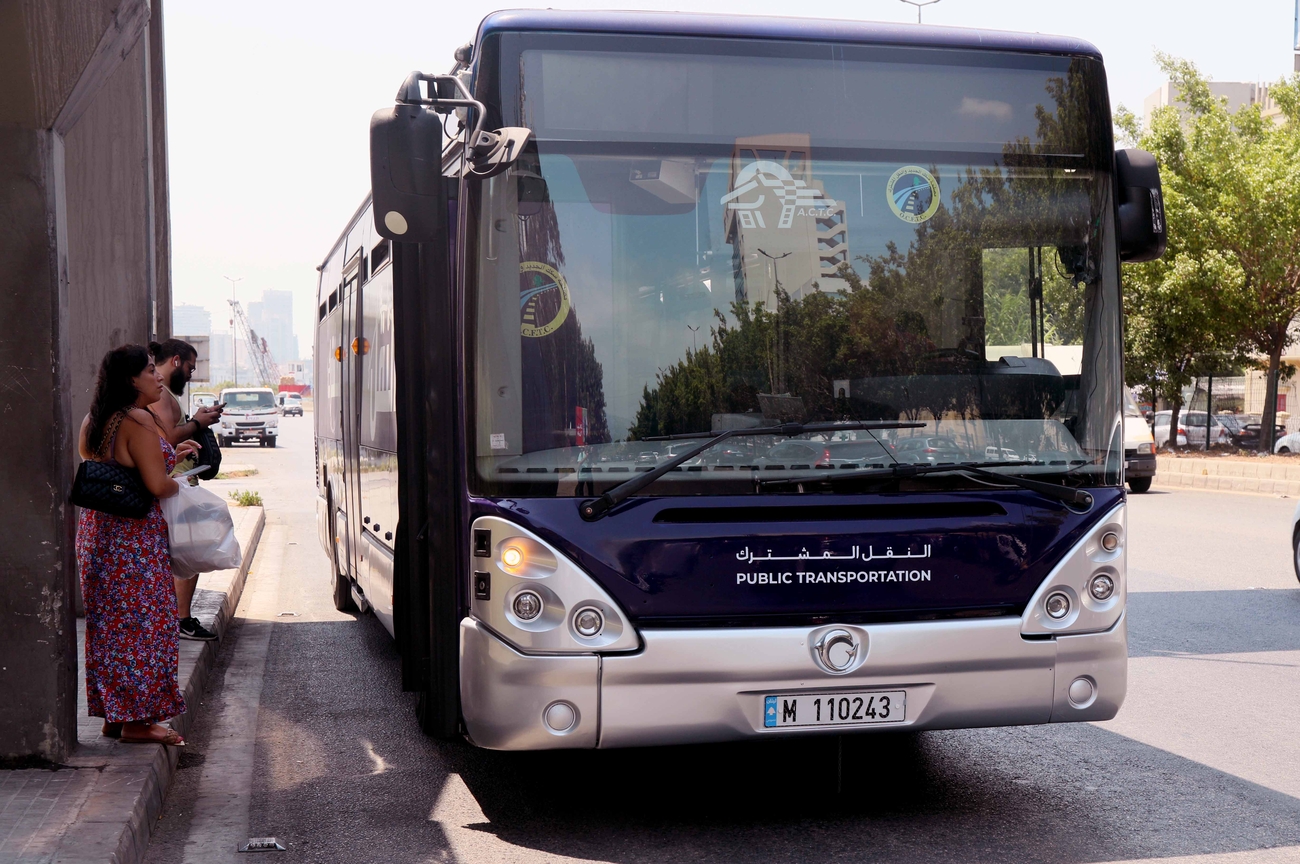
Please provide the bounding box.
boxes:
[475,9,1102,60]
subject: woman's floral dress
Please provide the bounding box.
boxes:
[75,430,186,724]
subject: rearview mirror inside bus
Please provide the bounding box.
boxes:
[1115,148,1167,263]
[370,104,445,243]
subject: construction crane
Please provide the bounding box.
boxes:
[227,299,282,388]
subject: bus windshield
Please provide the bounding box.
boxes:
[469,37,1121,496]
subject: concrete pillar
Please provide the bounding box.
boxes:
[0,0,167,764]
[0,125,77,764]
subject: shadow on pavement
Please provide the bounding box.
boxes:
[450,721,1300,864]
[241,611,1300,864]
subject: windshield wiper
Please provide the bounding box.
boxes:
[578,420,925,521]
[760,461,1093,509]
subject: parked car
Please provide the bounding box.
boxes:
[756,438,892,469]
[893,436,965,464]
[1274,430,1300,454]
[1124,390,1156,492]
[1152,410,1229,448]
[281,393,304,416]
[190,391,218,411]
[1235,422,1286,450]
[983,446,1023,462]
[1215,414,1248,437]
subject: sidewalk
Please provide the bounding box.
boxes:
[0,505,265,864]
[1155,454,1300,496]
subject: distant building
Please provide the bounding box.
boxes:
[722,134,849,308]
[282,359,313,387]
[172,303,211,337]
[246,289,298,364]
[1144,80,1284,129]
[209,328,238,383]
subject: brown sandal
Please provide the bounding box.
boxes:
[101,722,123,739]
[119,724,185,746]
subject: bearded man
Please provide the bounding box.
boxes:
[149,338,224,641]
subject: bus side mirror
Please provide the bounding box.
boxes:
[1115,148,1167,263]
[370,104,445,243]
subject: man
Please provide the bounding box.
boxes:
[150,338,224,641]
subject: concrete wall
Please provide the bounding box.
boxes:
[65,38,155,425]
[0,0,170,763]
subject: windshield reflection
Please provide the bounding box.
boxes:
[470,49,1120,495]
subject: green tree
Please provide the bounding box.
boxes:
[1120,54,1300,449]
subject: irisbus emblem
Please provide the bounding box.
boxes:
[886,165,941,224]
[519,261,570,338]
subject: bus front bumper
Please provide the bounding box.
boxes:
[459,612,1126,750]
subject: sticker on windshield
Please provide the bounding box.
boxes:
[886,166,940,224]
[720,160,838,230]
[520,261,570,338]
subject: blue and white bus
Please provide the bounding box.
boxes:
[315,11,1166,749]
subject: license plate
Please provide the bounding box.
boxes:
[763,690,905,728]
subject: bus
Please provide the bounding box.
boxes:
[315,10,1166,749]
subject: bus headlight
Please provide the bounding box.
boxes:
[470,516,639,654]
[513,590,543,621]
[1089,573,1115,600]
[1021,504,1125,636]
[573,606,604,638]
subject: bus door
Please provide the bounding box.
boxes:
[339,250,365,589]
[357,249,398,634]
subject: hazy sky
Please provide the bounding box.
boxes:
[164,0,1299,355]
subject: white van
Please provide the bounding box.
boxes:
[216,387,279,447]
[1124,391,1156,492]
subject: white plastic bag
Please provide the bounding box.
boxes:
[161,484,242,574]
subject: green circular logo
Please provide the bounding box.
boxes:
[520,261,570,338]
[887,166,941,224]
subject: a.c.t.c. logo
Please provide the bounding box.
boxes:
[519,261,570,338]
[886,166,941,224]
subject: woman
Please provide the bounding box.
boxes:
[77,344,198,745]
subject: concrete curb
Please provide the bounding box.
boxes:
[53,506,265,864]
[1154,456,1300,497]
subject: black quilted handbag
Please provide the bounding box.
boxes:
[71,459,153,519]
[194,424,223,481]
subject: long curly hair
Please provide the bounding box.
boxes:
[86,344,152,456]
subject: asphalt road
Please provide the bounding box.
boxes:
[146,421,1300,863]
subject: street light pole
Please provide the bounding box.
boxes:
[756,249,793,392]
[223,275,243,385]
[899,0,941,23]
[687,324,700,353]
[756,248,792,293]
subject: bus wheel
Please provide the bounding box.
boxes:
[326,488,355,612]
[1128,477,1152,493]
[332,565,356,612]
[416,689,459,739]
